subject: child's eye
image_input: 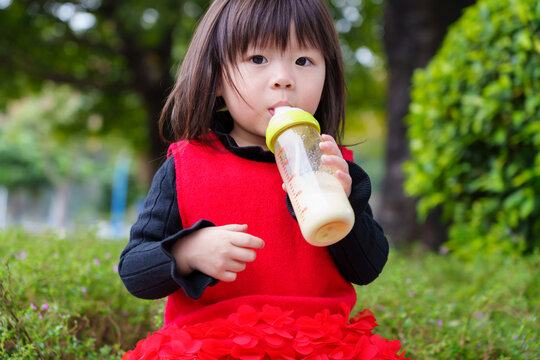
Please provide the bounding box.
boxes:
[249,55,268,64]
[295,57,313,66]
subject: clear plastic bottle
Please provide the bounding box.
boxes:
[266,107,355,246]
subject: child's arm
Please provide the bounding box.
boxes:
[327,161,389,284]
[317,135,389,284]
[118,157,216,300]
[118,157,265,299]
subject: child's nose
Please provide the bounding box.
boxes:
[272,77,293,89]
[271,65,295,89]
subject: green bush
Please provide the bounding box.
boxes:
[405,0,540,257]
[0,229,164,359]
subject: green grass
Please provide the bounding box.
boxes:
[355,248,540,359]
[1,229,538,359]
[0,228,164,359]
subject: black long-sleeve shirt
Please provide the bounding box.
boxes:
[119,120,389,300]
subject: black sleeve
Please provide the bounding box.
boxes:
[118,157,217,300]
[327,161,389,285]
[284,161,389,285]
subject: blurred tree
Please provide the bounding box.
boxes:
[0,84,128,189]
[379,0,476,249]
[0,0,193,179]
[0,84,137,226]
[0,0,385,180]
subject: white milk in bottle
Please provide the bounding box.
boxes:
[266,107,355,246]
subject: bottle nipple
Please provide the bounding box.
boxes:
[272,106,293,118]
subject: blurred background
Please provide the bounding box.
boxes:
[2,1,539,358]
[0,0,477,249]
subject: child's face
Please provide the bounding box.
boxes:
[218,32,325,149]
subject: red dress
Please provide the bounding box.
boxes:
[123,137,408,360]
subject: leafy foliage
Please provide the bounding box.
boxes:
[1,229,538,359]
[0,0,386,157]
[0,0,152,151]
[405,0,540,256]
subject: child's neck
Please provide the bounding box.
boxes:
[229,129,268,150]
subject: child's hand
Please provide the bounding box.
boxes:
[172,224,265,282]
[319,134,352,197]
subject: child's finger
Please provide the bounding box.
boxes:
[335,169,353,197]
[219,224,248,232]
[321,155,352,181]
[230,247,258,263]
[230,234,265,249]
[321,154,348,173]
[319,134,342,157]
[321,154,352,196]
[219,271,238,282]
[320,133,336,143]
[227,259,247,273]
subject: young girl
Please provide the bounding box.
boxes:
[119,1,408,359]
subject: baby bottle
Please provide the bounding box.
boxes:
[266,106,355,246]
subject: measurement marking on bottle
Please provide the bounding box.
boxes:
[286,174,296,183]
[298,206,307,222]
[277,145,308,222]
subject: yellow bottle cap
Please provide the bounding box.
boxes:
[265,107,321,153]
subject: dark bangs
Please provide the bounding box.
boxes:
[215,1,336,64]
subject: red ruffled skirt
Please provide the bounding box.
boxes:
[123,305,408,360]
